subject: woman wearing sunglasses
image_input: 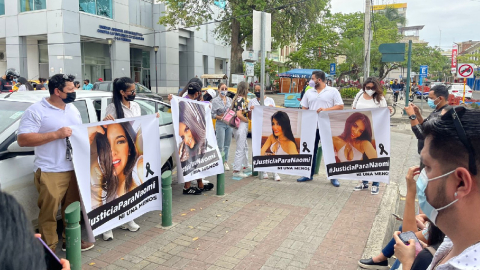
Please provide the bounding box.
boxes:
[351,77,387,195]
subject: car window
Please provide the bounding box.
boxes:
[97,83,110,91]
[136,84,152,93]
[72,100,90,124]
[135,99,172,126]
[0,101,30,134]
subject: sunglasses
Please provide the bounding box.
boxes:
[443,106,477,175]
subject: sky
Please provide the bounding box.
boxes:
[330,0,480,50]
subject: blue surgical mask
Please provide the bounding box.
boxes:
[416,169,458,225]
[308,80,315,88]
[427,97,439,109]
[220,90,227,96]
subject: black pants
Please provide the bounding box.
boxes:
[310,130,321,179]
[394,92,399,102]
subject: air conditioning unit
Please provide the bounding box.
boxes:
[0,51,5,62]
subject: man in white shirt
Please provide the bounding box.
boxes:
[248,84,281,181]
[17,74,94,252]
[297,71,344,187]
[393,107,480,270]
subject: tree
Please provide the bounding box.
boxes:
[158,0,329,84]
[383,7,406,27]
[458,52,480,66]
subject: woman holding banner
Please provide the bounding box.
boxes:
[350,77,387,195]
[211,83,233,171]
[232,82,251,178]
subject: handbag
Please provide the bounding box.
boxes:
[221,98,240,129]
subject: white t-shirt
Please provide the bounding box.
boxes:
[105,101,141,119]
[18,98,82,172]
[248,97,275,109]
[427,236,480,270]
[18,85,27,91]
[300,86,343,111]
[352,91,387,109]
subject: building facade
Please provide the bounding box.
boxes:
[0,0,230,94]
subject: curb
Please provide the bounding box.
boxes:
[360,182,400,263]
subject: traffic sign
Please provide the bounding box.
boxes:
[330,63,336,75]
[457,63,475,78]
[419,65,428,78]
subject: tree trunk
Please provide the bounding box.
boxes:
[229,18,244,86]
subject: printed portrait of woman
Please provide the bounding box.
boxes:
[89,122,144,209]
[178,101,208,163]
[331,112,377,163]
[261,111,299,155]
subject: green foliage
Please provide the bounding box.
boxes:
[458,53,480,66]
[340,87,360,99]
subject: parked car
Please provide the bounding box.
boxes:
[429,81,445,88]
[92,81,164,102]
[0,90,174,224]
[447,83,473,99]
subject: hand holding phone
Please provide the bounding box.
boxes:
[398,231,423,256]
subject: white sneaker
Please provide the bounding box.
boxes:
[263,172,269,179]
[202,179,210,184]
[121,220,140,232]
[274,173,281,181]
[242,166,252,173]
[103,230,113,241]
[233,171,248,178]
[224,163,230,171]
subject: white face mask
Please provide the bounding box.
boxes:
[365,89,375,96]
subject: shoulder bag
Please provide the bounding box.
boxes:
[221,97,240,129]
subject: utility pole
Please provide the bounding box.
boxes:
[260,11,265,106]
[363,0,372,79]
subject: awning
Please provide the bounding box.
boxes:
[200,74,228,79]
[278,69,333,79]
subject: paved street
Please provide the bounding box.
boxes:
[55,99,420,270]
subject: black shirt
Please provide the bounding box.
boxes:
[0,78,14,92]
[412,104,449,153]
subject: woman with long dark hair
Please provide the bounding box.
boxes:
[97,77,144,241]
[232,81,251,178]
[178,101,208,161]
[17,77,34,91]
[333,112,376,162]
[351,77,388,194]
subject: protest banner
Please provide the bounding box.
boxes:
[251,106,317,177]
[318,108,391,183]
[69,114,162,236]
[170,96,224,183]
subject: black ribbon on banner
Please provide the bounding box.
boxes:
[379,144,388,156]
[145,162,154,177]
[302,142,310,153]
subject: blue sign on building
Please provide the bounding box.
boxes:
[330,63,336,76]
[97,25,145,43]
[419,65,428,78]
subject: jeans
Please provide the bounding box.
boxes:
[215,121,233,162]
[233,121,249,171]
[382,225,402,258]
[363,181,379,187]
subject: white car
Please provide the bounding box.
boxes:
[0,90,175,224]
[447,83,473,99]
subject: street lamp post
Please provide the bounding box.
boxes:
[154,46,159,94]
[107,38,114,80]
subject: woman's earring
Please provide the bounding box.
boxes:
[454,192,458,197]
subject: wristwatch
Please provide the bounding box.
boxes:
[409,114,417,120]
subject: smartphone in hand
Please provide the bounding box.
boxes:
[37,237,63,270]
[398,231,423,256]
[392,213,403,221]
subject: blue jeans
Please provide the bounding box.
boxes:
[363,181,379,187]
[215,121,233,163]
[382,225,402,258]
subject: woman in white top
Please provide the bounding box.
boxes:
[351,77,387,194]
[17,77,34,91]
[98,77,143,241]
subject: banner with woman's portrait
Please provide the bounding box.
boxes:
[318,108,391,183]
[69,115,162,236]
[251,106,318,177]
[171,96,224,183]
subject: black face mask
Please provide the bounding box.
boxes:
[61,91,76,104]
[125,94,136,101]
[255,92,261,98]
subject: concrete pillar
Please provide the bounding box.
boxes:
[111,41,130,79]
[186,32,203,80]
[6,36,28,78]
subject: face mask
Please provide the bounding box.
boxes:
[125,94,135,101]
[13,78,18,83]
[416,169,458,225]
[427,97,439,109]
[308,80,315,88]
[61,91,76,104]
[365,89,375,96]
[255,92,261,98]
[220,90,227,96]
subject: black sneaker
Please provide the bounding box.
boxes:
[354,182,369,191]
[358,258,389,269]
[183,187,202,195]
[201,183,214,191]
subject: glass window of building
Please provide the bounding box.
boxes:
[79,0,112,18]
[0,0,5,15]
[20,0,46,12]
[129,0,153,28]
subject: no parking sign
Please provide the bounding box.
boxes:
[457,63,475,79]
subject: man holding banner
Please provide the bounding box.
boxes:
[297,70,344,187]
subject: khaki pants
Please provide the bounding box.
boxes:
[34,169,80,250]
